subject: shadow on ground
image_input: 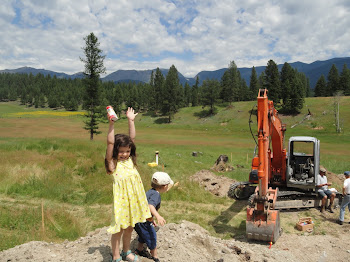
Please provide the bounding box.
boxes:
[210,200,246,237]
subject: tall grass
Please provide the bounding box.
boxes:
[0,96,349,250]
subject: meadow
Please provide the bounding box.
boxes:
[0,96,349,251]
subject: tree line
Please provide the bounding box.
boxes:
[314,64,350,97]
[0,60,308,115]
[1,32,349,138]
[0,58,313,115]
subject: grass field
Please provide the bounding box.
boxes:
[0,96,349,251]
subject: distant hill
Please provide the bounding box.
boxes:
[0,66,83,79]
[102,68,194,86]
[2,57,350,89]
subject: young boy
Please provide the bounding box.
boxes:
[134,172,173,262]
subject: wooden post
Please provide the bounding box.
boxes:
[41,200,45,237]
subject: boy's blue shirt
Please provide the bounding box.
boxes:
[146,188,161,211]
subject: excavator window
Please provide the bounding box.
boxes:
[291,141,314,157]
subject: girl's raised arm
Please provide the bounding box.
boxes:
[126,107,138,143]
[105,119,115,174]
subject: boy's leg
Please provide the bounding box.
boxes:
[137,241,144,252]
[150,247,158,258]
[111,230,123,260]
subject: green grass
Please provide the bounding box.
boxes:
[0,96,349,251]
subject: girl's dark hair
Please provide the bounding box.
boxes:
[113,134,137,166]
[105,134,137,173]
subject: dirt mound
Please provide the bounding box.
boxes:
[190,169,237,197]
[2,220,350,262]
[326,170,346,191]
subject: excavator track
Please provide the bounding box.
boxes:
[274,190,341,210]
[228,182,255,199]
[229,183,342,210]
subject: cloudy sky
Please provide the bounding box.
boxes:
[1,0,350,77]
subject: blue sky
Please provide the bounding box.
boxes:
[1,0,350,77]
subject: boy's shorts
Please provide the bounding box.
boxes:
[134,221,157,250]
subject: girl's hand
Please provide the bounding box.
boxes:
[126,107,138,121]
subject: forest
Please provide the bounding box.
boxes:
[0,59,349,120]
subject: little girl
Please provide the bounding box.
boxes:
[105,107,151,262]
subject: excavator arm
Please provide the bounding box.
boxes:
[246,89,284,243]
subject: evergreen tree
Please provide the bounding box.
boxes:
[280,63,305,113]
[314,75,327,97]
[184,82,191,107]
[80,32,106,140]
[191,76,200,107]
[288,75,304,114]
[264,60,281,104]
[249,66,259,100]
[161,65,180,123]
[201,79,220,115]
[148,71,156,110]
[327,64,339,96]
[220,61,240,104]
[339,64,350,95]
[153,68,164,113]
[280,62,294,106]
[258,71,266,92]
[113,83,124,116]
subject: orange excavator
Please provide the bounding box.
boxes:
[245,89,285,243]
[229,89,342,243]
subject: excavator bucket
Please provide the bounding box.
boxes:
[246,209,281,243]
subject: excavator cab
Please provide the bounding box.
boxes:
[287,136,320,190]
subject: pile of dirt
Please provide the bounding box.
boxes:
[2,169,349,262]
[190,169,237,197]
[326,170,346,191]
[2,220,350,262]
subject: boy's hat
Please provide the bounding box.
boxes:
[344,171,350,176]
[152,172,174,186]
[320,167,327,173]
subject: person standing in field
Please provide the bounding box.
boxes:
[337,171,350,225]
[105,107,151,262]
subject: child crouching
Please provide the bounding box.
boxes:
[134,172,174,262]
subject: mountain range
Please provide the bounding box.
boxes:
[1,57,350,89]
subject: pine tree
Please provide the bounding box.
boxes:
[148,71,156,110]
[314,75,327,97]
[184,82,191,107]
[339,64,350,95]
[327,64,339,96]
[280,62,294,110]
[280,63,305,113]
[249,66,259,100]
[80,32,106,140]
[191,76,200,107]
[162,65,180,123]
[153,68,164,113]
[220,61,240,104]
[264,60,281,104]
[201,79,220,115]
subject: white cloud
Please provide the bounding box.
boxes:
[1,0,350,77]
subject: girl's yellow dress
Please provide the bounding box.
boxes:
[108,158,151,234]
